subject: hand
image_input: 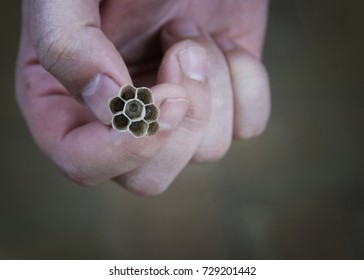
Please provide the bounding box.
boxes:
[16,0,271,196]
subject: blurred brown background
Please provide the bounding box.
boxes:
[1,0,363,259]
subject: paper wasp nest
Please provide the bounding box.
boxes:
[108,85,160,138]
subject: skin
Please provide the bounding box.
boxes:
[16,0,271,196]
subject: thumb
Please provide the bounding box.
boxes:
[26,0,131,124]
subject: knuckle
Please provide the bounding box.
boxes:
[33,28,65,70]
[62,167,95,187]
[136,186,168,197]
[124,142,156,165]
[121,175,169,197]
[55,158,98,187]
[33,28,79,75]
[193,141,231,163]
[181,102,210,133]
[235,124,268,140]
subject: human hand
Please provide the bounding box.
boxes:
[16,0,271,196]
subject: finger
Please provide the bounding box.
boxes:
[115,22,212,196]
[215,37,271,139]
[162,20,234,162]
[16,34,190,186]
[24,0,131,124]
[56,84,190,185]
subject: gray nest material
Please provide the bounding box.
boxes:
[108,85,160,138]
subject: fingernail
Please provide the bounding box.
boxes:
[177,47,208,81]
[81,74,120,124]
[166,20,200,37]
[215,36,235,51]
[158,99,189,131]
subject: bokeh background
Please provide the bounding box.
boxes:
[1,0,363,259]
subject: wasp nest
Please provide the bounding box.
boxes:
[108,85,160,138]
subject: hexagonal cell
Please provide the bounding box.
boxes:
[119,84,136,101]
[144,104,159,123]
[137,87,153,104]
[124,99,145,121]
[109,84,160,137]
[108,96,125,114]
[147,121,159,136]
[112,113,129,131]
[129,120,148,138]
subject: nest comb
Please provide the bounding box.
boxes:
[108,85,160,138]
